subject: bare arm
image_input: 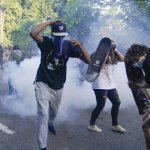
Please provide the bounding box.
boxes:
[71,39,91,64]
[115,49,124,62]
[30,20,56,43]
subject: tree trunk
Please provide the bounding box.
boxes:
[0,0,4,44]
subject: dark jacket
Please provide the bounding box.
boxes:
[143,52,150,85]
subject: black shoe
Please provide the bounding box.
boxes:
[48,123,56,135]
[41,148,46,150]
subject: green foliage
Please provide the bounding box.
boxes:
[53,0,99,41]
[11,19,36,50]
[135,0,150,15]
[3,2,23,47]
[3,0,58,51]
[2,0,150,53]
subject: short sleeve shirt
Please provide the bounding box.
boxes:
[92,64,116,90]
[35,36,82,90]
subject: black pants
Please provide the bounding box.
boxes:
[90,89,121,126]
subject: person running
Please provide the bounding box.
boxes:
[88,38,126,133]
[124,44,150,150]
[30,20,90,150]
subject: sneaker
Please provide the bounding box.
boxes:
[48,123,56,135]
[88,125,102,133]
[112,125,126,133]
[41,148,46,150]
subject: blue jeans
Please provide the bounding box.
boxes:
[90,89,121,126]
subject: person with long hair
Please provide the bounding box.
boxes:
[88,38,126,133]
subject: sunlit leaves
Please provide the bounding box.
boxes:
[2,0,150,51]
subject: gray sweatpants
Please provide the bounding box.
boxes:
[34,82,63,149]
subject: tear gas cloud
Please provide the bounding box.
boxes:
[2,57,39,116]
[1,58,134,120]
[1,1,149,120]
[85,1,150,52]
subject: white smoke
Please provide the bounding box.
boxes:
[114,62,135,107]
[87,1,150,51]
[2,57,39,116]
[57,59,94,121]
[1,0,149,120]
[57,61,135,122]
[1,56,135,122]
[1,57,95,118]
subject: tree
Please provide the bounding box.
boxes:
[2,0,58,52]
[2,0,150,53]
[2,0,23,47]
[0,0,4,44]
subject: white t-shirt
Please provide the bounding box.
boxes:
[92,64,116,90]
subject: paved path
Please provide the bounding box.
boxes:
[0,101,146,150]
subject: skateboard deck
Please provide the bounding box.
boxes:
[85,37,112,82]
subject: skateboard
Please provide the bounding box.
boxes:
[85,37,112,82]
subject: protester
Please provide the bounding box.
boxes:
[124,44,150,150]
[88,38,126,133]
[30,20,90,150]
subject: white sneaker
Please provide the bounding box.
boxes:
[88,125,102,133]
[112,125,126,133]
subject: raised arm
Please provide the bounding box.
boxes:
[71,39,91,64]
[30,20,56,43]
[115,49,124,62]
